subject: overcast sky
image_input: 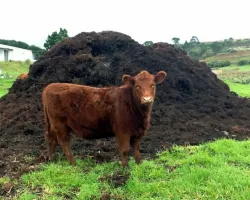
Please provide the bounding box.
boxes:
[1,0,249,48]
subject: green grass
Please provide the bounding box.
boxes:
[0,177,10,185]
[0,78,14,97]
[2,138,249,199]
[223,80,250,97]
[220,65,250,72]
[0,61,30,75]
[212,65,250,97]
[0,61,30,97]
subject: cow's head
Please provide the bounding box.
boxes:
[122,70,167,105]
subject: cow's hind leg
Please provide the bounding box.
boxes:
[55,124,76,165]
[45,130,58,161]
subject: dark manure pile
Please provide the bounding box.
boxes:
[1,31,250,177]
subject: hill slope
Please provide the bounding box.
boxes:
[201,50,250,64]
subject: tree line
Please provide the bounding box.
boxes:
[2,30,250,61]
[0,39,45,60]
[144,36,250,60]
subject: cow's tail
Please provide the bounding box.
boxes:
[43,104,51,142]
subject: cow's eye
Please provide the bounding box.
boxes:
[151,84,155,88]
[135,85,140,89]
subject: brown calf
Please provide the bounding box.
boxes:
[17,73,28,80]
[42,70,167,167]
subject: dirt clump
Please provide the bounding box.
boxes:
[99,170,129,188]
[1,31,250,178]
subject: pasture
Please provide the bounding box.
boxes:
[0,61,30,97]
[1,139,250,199]
[214,65,250,97]
[0,61,250,199]
[201,50,250,65]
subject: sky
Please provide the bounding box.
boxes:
[1,0,249,48]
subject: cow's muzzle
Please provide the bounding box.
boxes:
[141,96,154,104]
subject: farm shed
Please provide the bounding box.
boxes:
[0,44,34,61]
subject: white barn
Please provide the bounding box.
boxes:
[0,44,34,61]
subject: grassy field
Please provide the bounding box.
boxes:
[0,79,14,97]
[201,50,250,64]
[0,61,30,97]
[214,65,250,97]
[224,80,250,97]
[1,139,249,199]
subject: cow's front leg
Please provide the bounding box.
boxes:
[130,136,142,164]
[116,134,130,167]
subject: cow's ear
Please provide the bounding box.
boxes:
[154,71,167,84]
[122,75,133,85]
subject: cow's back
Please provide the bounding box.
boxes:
[42,83,116,138]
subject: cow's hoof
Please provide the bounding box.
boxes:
[121,163,129,168]
[69,159,76,166]
[135,160,142,164]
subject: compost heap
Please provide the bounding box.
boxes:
[1,31,250,177]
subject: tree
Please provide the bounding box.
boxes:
[30,45,46,60]
[182,40,190,51]
[210,42,223,54]
[143,41,153,46]
[199,43,207,55]
[0,39,29,49]
[58,28,68,39]
[227,37,234,46]
[190,36,199,44]
[188,47,201,60]
[44,28,68,50]
[172,37,180,45]
[228,37,234,42]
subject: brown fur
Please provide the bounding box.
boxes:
[17,73,28,80]
[42,70,167,167]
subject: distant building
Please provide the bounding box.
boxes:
[0,44,34,61]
